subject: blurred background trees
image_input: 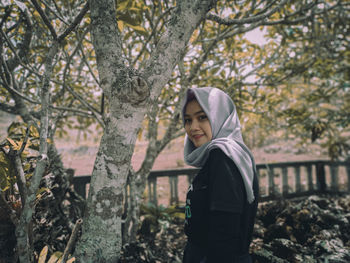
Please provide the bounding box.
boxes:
[0,0,349,262]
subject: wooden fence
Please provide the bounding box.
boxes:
[73,160,350,205]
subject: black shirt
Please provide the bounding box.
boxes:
[184,148,258,262]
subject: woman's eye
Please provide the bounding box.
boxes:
[199,115,207,121]
[184,119,191,124]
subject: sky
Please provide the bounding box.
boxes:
[245,27,267,46]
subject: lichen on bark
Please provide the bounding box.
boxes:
[74,0,216,262]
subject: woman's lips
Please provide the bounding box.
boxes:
[192,134,204,140]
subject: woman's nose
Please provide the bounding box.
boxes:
[190,120,199,130]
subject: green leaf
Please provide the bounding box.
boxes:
[0,166,10,191]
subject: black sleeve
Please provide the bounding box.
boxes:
[206,211,241,263]
[207,148,245,214]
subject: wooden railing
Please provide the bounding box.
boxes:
[73,160,350,205]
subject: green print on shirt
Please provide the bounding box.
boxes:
[185,205,191,218]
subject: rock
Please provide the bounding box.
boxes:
[252,194,350,262]
[252,247,286,263]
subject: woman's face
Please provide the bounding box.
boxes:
[184,99,213,147]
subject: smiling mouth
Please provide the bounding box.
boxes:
[192,134,204,140]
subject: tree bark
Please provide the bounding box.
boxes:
[74,0,216,262]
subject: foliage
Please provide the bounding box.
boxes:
[0,120,84,262]
[1,0,348,158]
[1,1,350,260]
[0,122,40,193]
[139,202,184,237]
[37,246,75,263]
[252,0,350,159]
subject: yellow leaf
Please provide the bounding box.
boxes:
[129,7,141,11]
[6,138,20,150]
[67,257,76,263]
[124,23,148,37]
[319,103,338,111]
[173,212,185,219]
[47,251,63,263]
[116,0,129,11]
[137,128,143,141]
[38,187,49,194]
[37,56,44,63]
[38,246,48,263]
[23,163,31,171]
[117,21,124,32]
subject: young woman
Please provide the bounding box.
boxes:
[182,87,259,263]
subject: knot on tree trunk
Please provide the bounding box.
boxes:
[122,74,150,106]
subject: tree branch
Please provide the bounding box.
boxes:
[41,0,69,26]
[88,0,125,98]
[64,85,104,127]
[207,0,288,25]
[0,6,12,28]
[61,219,83,263]
[143,0,217,100]
[262,1,339,26]
[7,7,33,71]
[58,2,89,42]
[0,102,17,114]
[0,79,40,105]
[131,7,174,67]
[30,0,57,40]
[9,148,28,208]
[76,27,100,85]
[15,42,59,263]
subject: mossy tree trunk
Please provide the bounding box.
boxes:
[74,0,217,262]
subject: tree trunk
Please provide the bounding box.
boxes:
[74,1,216,261]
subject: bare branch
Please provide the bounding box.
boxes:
[18,126,30,155]
[0,6,12,29]
[58,2,89,42]
[30,0,57,40]
[65,85,105,127]
[131,7,174,67]
[143,0,217,100]
[262,1,340,26]
[16,42,59,262]
[0,78,40,105]
[41,0,69,26]
[207,0,288,25]
[0,23,33,73]
[52,28,87,103]
[51,106,94,117]
[76,27,100,85]
[52,0,65,20]
[6,7,33,71]
[11,150,28,208]
[62,219,83,263]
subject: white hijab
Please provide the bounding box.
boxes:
[182,87,256,203]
